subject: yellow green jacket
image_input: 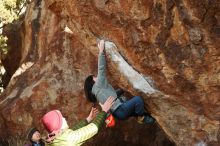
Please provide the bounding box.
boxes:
[46,112,106,146]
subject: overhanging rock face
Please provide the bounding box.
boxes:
[104,41,156,94]
[0,0,220,146]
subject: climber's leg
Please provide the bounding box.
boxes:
[112,104,129,120]
[113,96,155,123]
[129,96,155,124]
[113,96,141,120]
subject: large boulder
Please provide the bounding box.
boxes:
[0,0,219,145]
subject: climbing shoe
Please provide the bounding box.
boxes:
[137,114,155,124]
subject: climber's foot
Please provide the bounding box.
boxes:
[137,114,155,124]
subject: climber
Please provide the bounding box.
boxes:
[24,127,45,146]
[84,40,155,124]
[41,96,114,146]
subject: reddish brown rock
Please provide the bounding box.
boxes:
[0,0,220,146]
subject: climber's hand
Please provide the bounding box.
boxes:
[99,96,115,113]
[98,40,105,53]
[86,107,99,123]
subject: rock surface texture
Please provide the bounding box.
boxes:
[0,0,220,146]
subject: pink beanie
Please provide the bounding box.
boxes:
[42,110,63,133]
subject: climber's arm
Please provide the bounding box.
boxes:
[96,40,108,87]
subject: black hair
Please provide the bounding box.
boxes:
[27,127,38,141]
[84,75,97,103]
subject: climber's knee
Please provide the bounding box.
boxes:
[133,96,144,106]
